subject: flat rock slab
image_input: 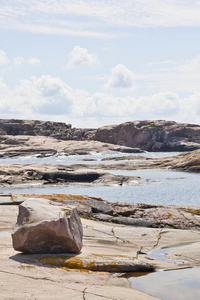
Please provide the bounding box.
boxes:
[0,193,25,205]
[0,135,142,158]
[1,196,200,299]
[81,149,200,173]
[0,163,142,187]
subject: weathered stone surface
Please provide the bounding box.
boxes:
[92,120,200,152]
[91,201,113,215]
[0,119,72,139]
[14,194,200,231]
[12,198,83,253]
[1,195,200,299]
[79,149,200,173]
[101,154,148,161]
[1,118,200,154]
[0,135,142,158]
[111,216,152,227]
[0,163,142,187]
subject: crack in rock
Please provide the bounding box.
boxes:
[83,287,87,300]
[111,227,126,243]
[0,269,54,282]
[0,269,94,297]
[153,228,163,249]
[136,246,146,257]
[85,225,116,239]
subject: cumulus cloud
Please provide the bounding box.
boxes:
[0,75,74,118]
[0,75,200,127]
[66,46,98,68]
[13,56,24,66]
[105,64,136,89]
[27,57,41,65]
[0,50,9,65]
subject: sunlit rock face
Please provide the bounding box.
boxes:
[12,198,83,254]
[93,120,200,152]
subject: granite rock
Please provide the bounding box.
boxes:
[12,198,83,253]
[92,120,200,152]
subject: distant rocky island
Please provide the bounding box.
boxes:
[0,118,200,152]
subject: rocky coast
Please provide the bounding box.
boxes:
[0,118,200,299]
[1,193,200,299]
[76,149,200,173]
[1,118,200,152]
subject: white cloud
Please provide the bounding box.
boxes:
[13,56,24,66]
[1,1,200,38]
[0,50,9,65]
[105,64,136,89]
[27,57,41,65]
[66,46,98,68]
[0,75,200,127]
[0,75,74,118]
[142,55,200,93]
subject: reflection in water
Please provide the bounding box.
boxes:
[129,267,200,300]
[146,247,185,264]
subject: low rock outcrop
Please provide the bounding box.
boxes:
[12,198,83,253]
[0,163,141,186]
[92,120,200,152]
[1,118,200,152]
[78,149,200,173]
[10,194,200,231]
[0,119,72,139]
[0,135,142,158]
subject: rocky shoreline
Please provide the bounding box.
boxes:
[0,118,200,299]
[5,193,200,231]
[1,193,200,299]
[0,135,142,158]
[1,118,200,152]
[0,149,199,188]
[76,149,200,173]
[0,163,142,187]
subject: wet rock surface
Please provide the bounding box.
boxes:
[12,198,83,254]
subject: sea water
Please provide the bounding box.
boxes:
[1,151,200,298]
[0,152,199,207]
[128,267,200,300]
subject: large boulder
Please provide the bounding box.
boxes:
[12,198,83,254]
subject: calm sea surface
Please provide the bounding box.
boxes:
[1,151,200,298]
[128,267,200,300]
[0,151,199,207]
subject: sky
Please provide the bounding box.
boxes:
[1,0,200,128]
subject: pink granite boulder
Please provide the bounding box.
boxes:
[12,198,83,254]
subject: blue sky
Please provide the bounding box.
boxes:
[1,0,200,127]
